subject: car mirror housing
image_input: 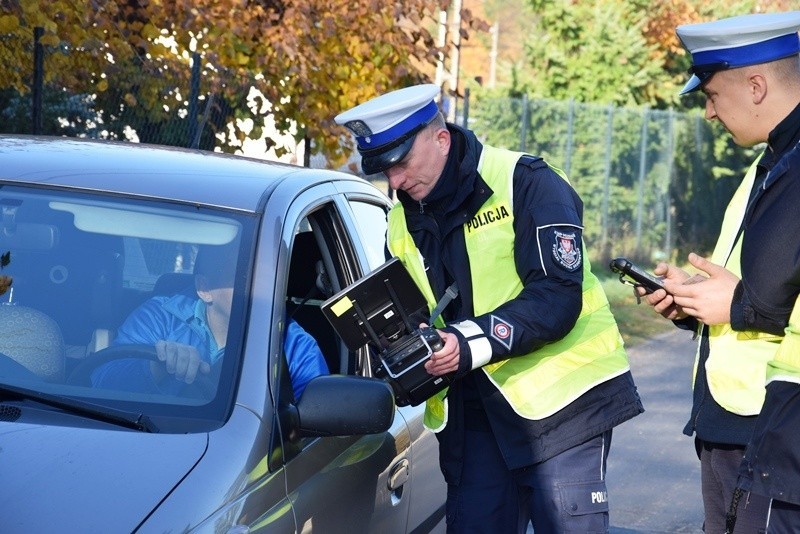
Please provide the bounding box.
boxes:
[296,375,396,437]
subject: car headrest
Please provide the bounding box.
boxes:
[0,305,65,381]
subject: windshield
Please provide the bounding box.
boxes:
[0,185,254,432]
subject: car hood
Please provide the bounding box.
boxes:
[0,419,207,532]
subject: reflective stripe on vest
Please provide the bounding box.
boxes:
[388,145,630,431]
[767,294,800,386]
[700,154,782,415]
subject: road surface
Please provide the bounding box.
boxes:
[607,328,704,533]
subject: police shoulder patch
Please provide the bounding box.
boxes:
[552,230,582,271]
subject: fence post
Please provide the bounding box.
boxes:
[600,103,614,256]
[519,93,529,152]
[635,107,649,257]
[188,52,201,148]
[564,98,574,177]
[664,108,675,257]
[32,27,44,135]
[462,87,470,128]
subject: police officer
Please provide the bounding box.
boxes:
[335,85,643,533]
[640,11,800,533]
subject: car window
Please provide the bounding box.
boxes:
[0,185,254,432]
[347,200,390,271]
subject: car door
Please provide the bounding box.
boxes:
[337,187,447,532]
[270,182,415,533]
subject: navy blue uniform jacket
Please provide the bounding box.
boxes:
[395,124,642,484]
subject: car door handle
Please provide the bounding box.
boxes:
[388,459,410,491]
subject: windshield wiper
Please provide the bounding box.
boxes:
[0,382,158,432]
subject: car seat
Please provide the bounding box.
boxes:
[286,231,337,371]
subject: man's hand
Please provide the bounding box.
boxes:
[636,262,692,320]
[420,323,460,376]
[151,340,211,384]
[663,253,739,326]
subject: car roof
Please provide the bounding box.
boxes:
[0,135,362,213]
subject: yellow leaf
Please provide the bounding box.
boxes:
[0,15,20,33]
[39,33,61,47]
[97,79,108,92]
[142,22,159,40]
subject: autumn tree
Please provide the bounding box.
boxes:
[0,0,485,166]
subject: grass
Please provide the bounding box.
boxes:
[598,270,673,347]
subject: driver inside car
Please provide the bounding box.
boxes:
[91,243,329,399]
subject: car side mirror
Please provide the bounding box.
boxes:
[296,375,395,437]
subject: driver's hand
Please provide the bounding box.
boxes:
[151,340,211,384]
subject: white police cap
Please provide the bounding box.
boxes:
[334,84,440,175]
[677,11,800,95]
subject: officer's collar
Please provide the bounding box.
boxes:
[768,101,800,157]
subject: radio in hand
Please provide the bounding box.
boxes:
[609,257,666,294]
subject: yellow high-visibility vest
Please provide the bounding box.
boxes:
[698,155,782,415]
[388,145,630,431]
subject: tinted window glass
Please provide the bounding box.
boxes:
[0,185,254,432]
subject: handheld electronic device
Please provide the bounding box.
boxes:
[609,257,666,294]
[321,258,451,407]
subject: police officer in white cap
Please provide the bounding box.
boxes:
[336,85,643,533]
[638,11,800,533]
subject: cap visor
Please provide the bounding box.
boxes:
[679,74,702,95]
[360,135,416,175]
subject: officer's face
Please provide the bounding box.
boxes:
[701,67,767,147]
[384,125,450,201]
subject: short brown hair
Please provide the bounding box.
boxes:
[194,242,238,288]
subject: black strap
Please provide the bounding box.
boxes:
[429,282,458,327]
[725,487,744,534]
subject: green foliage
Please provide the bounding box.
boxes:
[466,0,770,265]
[0,0,462,158]
[519,0,672,107]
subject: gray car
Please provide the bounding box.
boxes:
[0,135,446,533]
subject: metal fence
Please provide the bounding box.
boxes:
[2,27,752,267]
[461,91,749,265]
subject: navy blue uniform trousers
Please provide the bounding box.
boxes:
[445,429,611,533]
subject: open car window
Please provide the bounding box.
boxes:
[284,204,368,383]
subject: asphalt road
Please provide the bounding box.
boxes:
[606,328,704,534]
[437,327,707,534]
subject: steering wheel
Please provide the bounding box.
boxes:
[67,344,218,398]
[0,352,43,382]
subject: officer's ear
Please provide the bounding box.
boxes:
[748,72,767,105]
[434,127,450,156]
